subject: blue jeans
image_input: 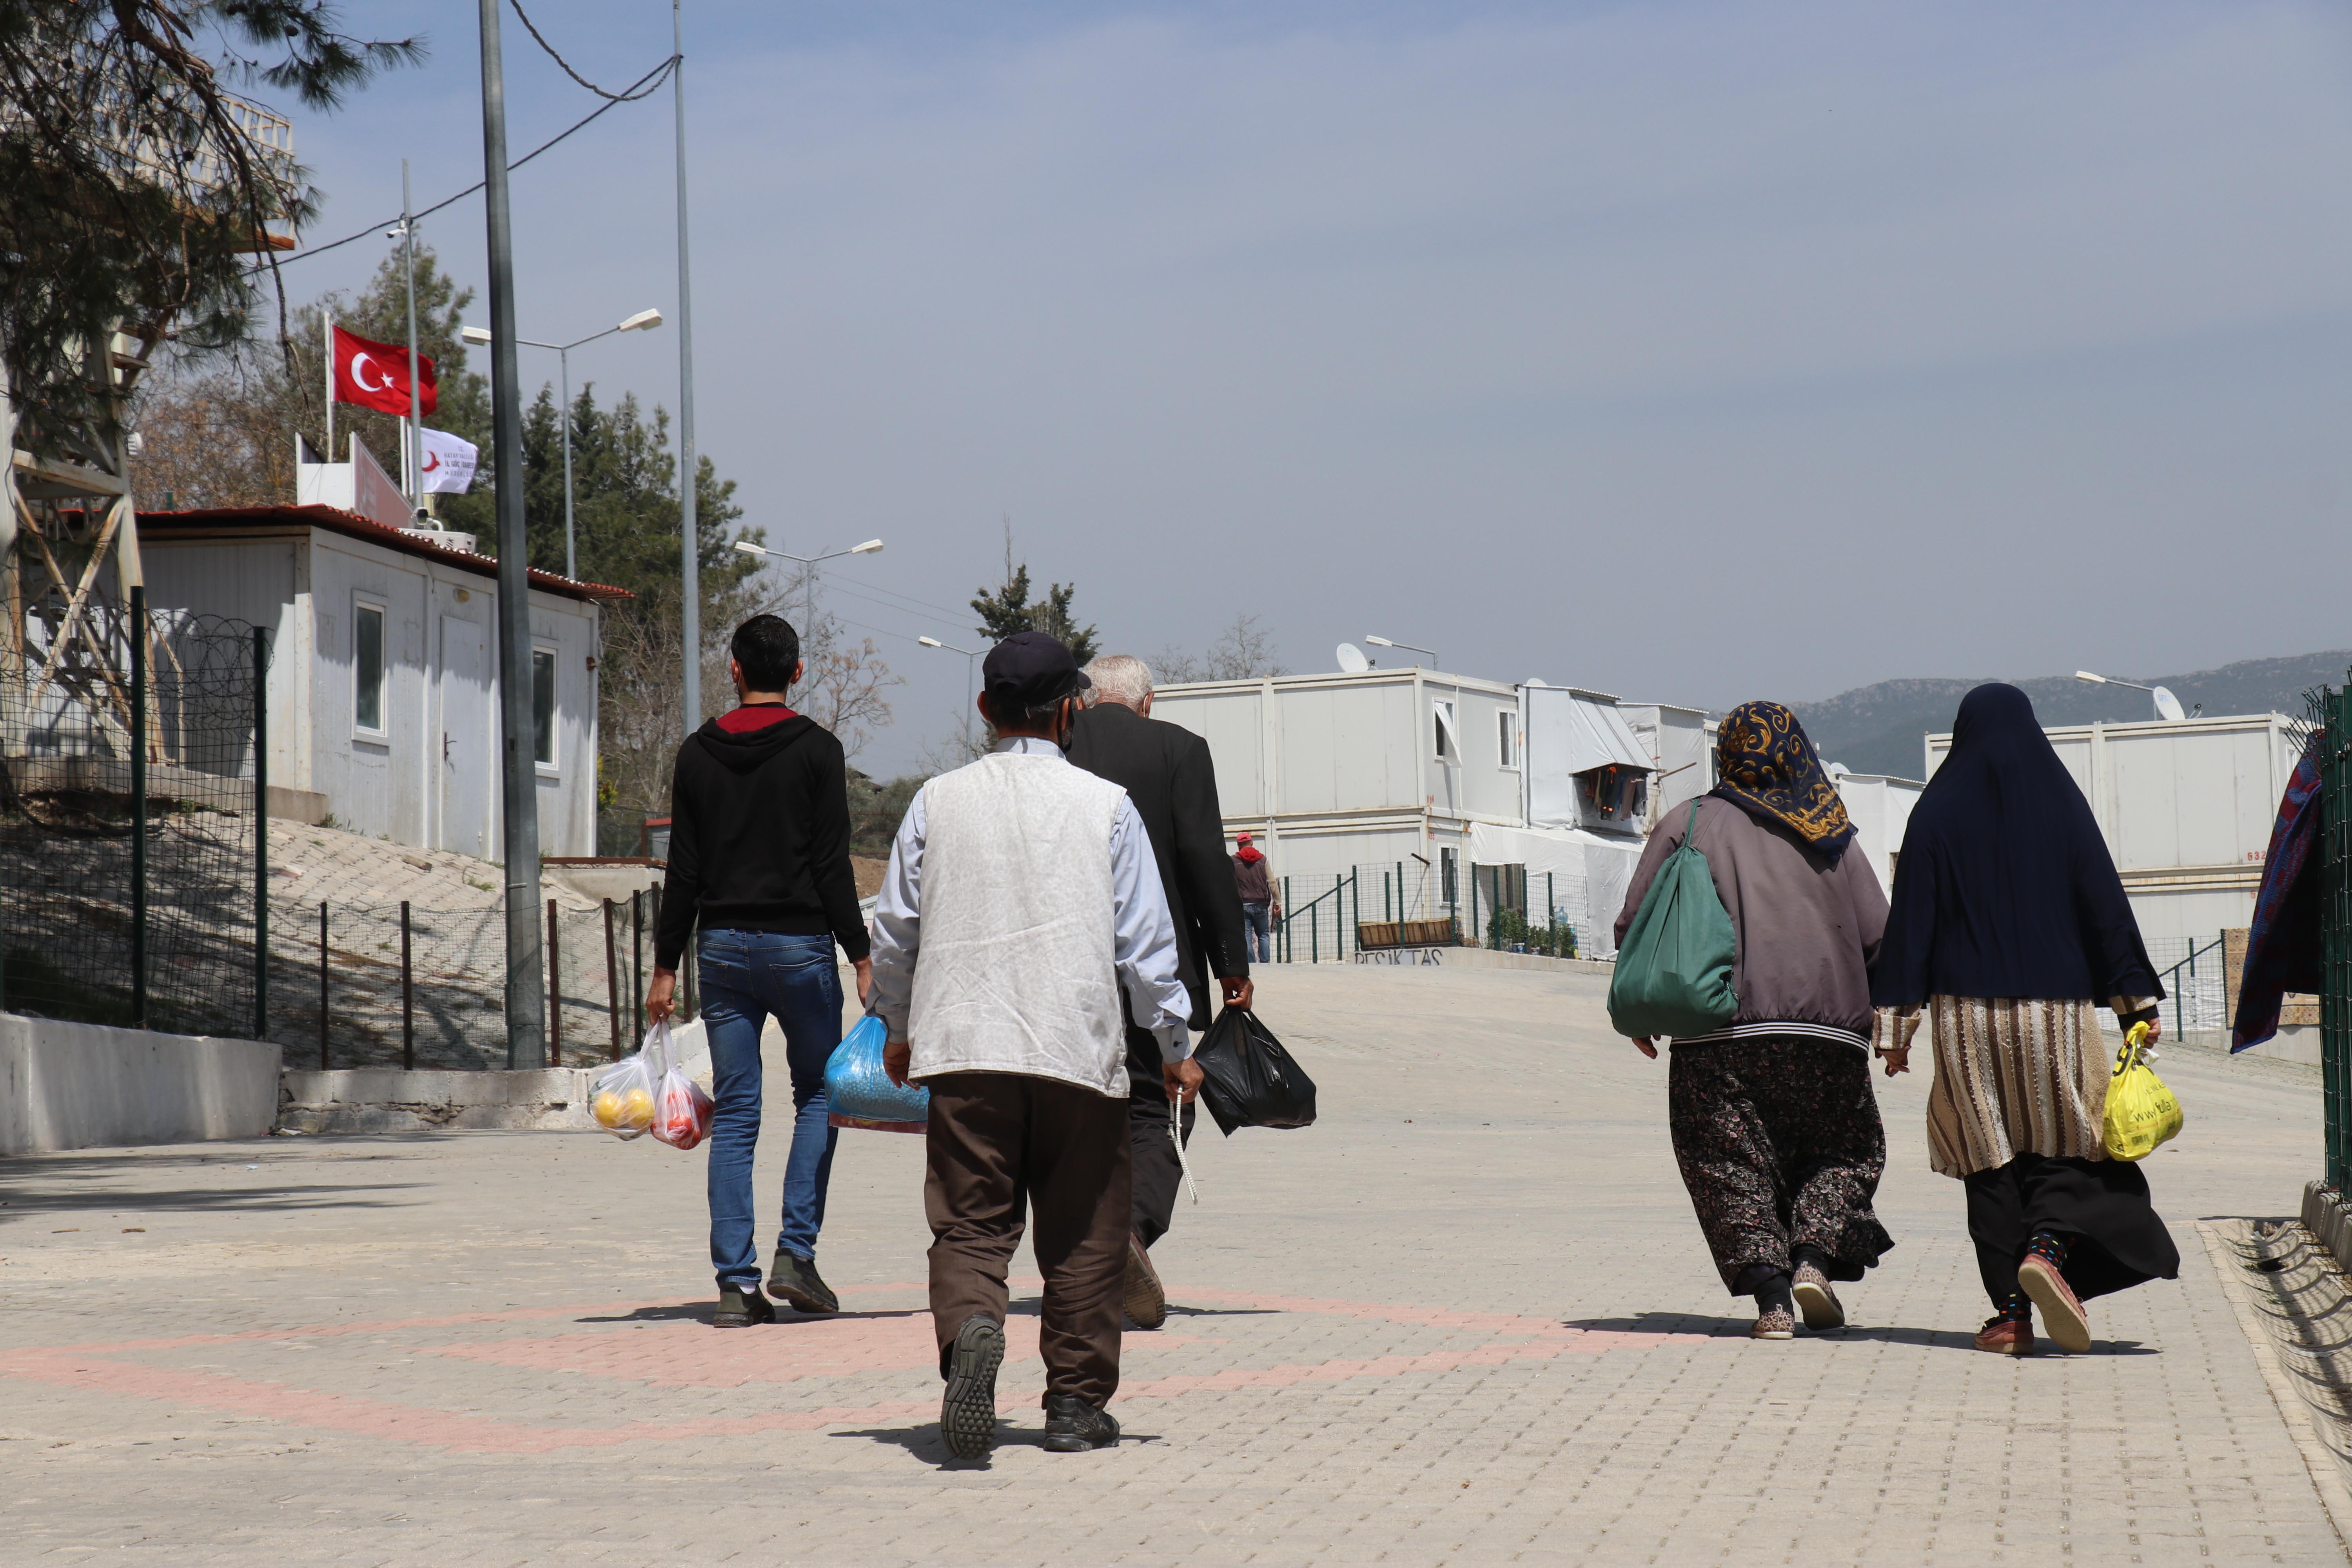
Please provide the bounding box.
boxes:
[1243,901,1272,964]
[697,930,844,1288]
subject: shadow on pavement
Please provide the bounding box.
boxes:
[1566,1312,2158,1354]
[574,1303,928,1325]
[832,1419,1161,1468]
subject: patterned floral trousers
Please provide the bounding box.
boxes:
[1667,1036,1895,1293]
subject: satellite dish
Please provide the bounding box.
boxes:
[1523,677,1549,687]
[1336,642,1371,673]
[2152,685,2186,722]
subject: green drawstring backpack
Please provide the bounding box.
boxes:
[1607,800,1739,1040]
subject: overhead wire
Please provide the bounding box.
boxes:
[253,52,678,274]
[506,0,669,102]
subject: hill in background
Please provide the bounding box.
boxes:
[1790,652,2351,779]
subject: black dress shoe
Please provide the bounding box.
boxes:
[1042,1394,1120,1452]
[766,1249,840,1314]
[940,1315,1005,1460]
[713,1278,774,1328]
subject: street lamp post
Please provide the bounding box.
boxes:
[731,538,886,638]
[1365,634,1438,668]
[462,309,662,581]
[918,635,982,752]
[2074,670,2189,722]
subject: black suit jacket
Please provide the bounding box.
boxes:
[1066,701,1250,1028]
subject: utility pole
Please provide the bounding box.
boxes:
[476,0,545,1067]
[672,0,701,736]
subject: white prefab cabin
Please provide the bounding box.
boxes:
[1149,666,1684,956]
[139,505,628,858]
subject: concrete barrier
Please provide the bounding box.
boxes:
[278,1019,712,1133]
[0,1013,281,1154]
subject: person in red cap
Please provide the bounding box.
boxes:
[1232,833,1278,962]
[867,631,1198,1460]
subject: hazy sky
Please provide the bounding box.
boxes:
[279,0,2352,776]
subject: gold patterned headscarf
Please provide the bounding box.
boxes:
[1712,701,1855,863]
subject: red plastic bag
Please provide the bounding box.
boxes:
[652,1057,714,1150]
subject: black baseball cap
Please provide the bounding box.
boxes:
[982,630,1091,712]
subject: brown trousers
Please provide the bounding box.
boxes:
[923,1071,1132,1408]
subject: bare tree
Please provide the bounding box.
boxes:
[749,559,903,759]
[1154,612,1287,685]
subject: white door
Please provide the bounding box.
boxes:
[439,616,490,857]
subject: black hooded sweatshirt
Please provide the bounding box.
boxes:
[653,706,870,969]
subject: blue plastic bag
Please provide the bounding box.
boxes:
[825,1013,929,1133]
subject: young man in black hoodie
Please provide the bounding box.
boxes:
[648,615,872,1328]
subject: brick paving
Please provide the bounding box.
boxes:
[0,965,2342,1565]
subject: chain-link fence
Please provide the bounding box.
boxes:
[3,602,266,1037]
[271,888,689,1072]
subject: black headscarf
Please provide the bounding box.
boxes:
[1711,700,1856,864]
[1870,683,2162,1007]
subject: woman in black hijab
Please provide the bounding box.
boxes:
[1872,683,2175,1356]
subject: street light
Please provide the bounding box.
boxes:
[2074,670,2187,722]
[732,538,886,638]
[461,309,664,581]
[919,635,983,752]
[1365,634,1437,667]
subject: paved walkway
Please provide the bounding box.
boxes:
[0,965,2340,1564]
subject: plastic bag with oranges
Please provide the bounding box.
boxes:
[590,1025,664,1140]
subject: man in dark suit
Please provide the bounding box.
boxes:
[1064,653,1252,1330]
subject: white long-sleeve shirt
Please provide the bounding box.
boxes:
[868,736,1194,1065]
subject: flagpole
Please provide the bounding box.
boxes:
[323,311,335,462]
[402,160,424,516]
[673,0,700,737]
[477,0,546,1069]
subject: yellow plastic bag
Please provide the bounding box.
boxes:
[2102,1022,2183,1161]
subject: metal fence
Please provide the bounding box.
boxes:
[2321,681,2351,1192]
[2,602,267,1038]
[1272,861,1585,964]
[273,888,687,1072]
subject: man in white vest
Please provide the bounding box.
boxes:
[869,631,1198,1461]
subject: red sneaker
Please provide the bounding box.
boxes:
[2018,1254,2090,1352]
[1975,1315,2034,1355]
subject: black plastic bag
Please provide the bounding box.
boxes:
[1192,1007,1317,1136]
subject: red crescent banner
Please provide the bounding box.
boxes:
[330,325,437,418]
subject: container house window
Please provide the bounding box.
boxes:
[1434,701,1459,760]
[532,647,557,767]
[354,600,386,735]
[1497,711,1517,768]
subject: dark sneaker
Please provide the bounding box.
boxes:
[1791,1263,1846,1330]
[1042,1394,1121,1452]
[1123,1232,1167,1330]
[940,1315,1005,1461]
[767,1249,840,1314]
[713,1278,774,1328]
[2018,1255,2089,1353]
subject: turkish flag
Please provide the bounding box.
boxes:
[330,325,437,418]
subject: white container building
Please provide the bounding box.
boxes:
[139,503,627,858]
[1149,667,1681,956]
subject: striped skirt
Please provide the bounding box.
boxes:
[1923,996,2107,1180]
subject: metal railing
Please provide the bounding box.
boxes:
[286,888,689,1073]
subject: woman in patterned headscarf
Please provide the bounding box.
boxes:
[1614,701,1896,1341]
[1872,684,2174,1356]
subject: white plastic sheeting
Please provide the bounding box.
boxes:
[1466,822,1644,959]
[1524,686,1653,829]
